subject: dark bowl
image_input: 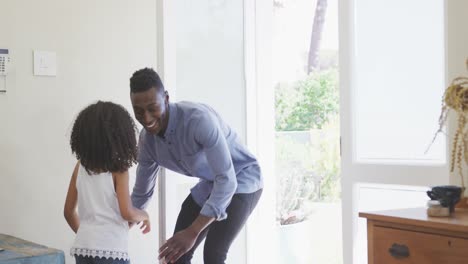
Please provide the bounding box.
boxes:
[427,185,462,213]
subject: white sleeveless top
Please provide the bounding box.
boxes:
[70,164,129,260]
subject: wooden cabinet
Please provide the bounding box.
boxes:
[360,208,468,264]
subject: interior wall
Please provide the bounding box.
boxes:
[0,1,159,263]
[447,0,468,194]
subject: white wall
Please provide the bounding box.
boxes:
[447,0,468,193]
[0,0,159,263]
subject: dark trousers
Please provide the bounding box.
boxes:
[173,189,263,264]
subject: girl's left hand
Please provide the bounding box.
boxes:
[140,219,151,234]
[158,228,198,263]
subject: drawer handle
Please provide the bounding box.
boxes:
[388,243,410,258]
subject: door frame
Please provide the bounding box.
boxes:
[155,0,177,256]
[244,0,278,263]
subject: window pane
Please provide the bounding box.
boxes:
[354,0,446,164]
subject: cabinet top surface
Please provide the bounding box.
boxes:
[359,207,468,232]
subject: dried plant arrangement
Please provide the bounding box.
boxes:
[429,59,468,206]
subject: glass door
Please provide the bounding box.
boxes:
[338,0,448,263]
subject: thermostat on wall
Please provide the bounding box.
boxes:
[0,49,10,76]
[0,48,9,93]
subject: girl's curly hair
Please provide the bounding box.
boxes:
[70,101,138,173]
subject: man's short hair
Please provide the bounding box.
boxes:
[130,67,164,93]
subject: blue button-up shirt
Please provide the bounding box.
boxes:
[131,102,263,220]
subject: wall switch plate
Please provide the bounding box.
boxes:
[34,50,57,76]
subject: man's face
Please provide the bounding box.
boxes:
[130,87,169,135]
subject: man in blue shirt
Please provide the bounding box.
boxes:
[129,68,263,264]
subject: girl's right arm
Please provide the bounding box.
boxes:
[64,161,80,233]
[114,170,150,233]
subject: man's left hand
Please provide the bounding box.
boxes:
[159,228,198,263]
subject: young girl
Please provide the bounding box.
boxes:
[64,101,150,264]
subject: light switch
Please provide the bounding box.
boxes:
[34,50,57,76]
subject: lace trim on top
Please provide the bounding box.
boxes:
[71,247,129,261]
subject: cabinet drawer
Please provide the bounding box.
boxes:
[372,226,468,264]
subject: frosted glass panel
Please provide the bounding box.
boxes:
[354,0,446,164]
[356,184,430,264]
[174,1,245,263]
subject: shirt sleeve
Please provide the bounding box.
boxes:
[193,112,237,221]
[131,132,160,209]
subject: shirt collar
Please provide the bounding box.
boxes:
[163,102,177,138]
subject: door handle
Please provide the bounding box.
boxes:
[388,243,410,258]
